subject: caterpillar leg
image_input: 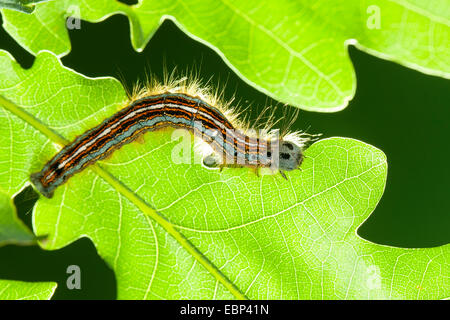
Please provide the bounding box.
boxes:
[279,170,288,180]
[202,153,221,168]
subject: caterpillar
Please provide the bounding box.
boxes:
[30,76,315,198]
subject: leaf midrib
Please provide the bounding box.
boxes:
[0,93,247,300]
[171,160,386,234]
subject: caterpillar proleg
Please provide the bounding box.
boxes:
[30,75,316,198]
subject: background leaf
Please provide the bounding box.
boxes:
[0,279,56,299]
[1,0,449,111]
[0,50,448,299]
[0,0,50,14]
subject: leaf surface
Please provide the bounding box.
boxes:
[1,0,449,110]
[0,0,49,14]
[0,279,56,299]
[0,191,34,245]
[0,50,448,299]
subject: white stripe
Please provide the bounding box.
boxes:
[57,100,266,170]
[57,103,166,168]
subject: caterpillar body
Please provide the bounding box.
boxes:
[30,77,314,198]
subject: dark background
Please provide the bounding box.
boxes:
[0,11,448,299]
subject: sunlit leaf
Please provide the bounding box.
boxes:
[0,279,56,299]
[0,50,448,299]
[1,0,448,110]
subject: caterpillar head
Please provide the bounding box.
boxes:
[277,140,303,171]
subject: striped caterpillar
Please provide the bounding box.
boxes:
[30,76,315,198]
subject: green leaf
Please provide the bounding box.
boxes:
[1,0,129,56]
[0,57,36,245]
[1,0,449,111]
[0,50,448,299]
[0,0,49,14]
[0,279,56,299]
[0,191,34,245]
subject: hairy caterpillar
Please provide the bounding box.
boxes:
[30,76,315,198]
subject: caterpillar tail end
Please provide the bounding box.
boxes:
[30,172,54,199]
